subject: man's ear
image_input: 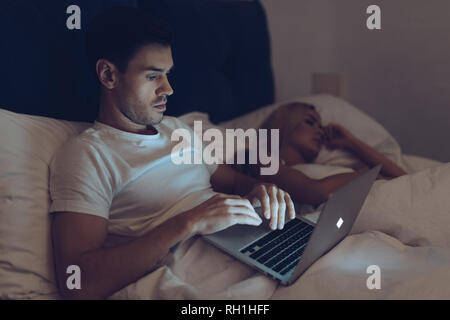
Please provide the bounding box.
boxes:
[96,59,119,90]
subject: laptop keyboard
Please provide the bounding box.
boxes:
[240,219,314,275]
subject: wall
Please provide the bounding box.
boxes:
[261,0,450,162]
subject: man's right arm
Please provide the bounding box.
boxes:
[52,194,262,300]
[52,211,192,300]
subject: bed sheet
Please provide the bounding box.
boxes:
[401,154,443,173]
[109,230,450,300]
[108,157,450,300]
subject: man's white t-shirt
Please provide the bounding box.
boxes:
[49,116,218,237]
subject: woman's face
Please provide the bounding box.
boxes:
[287,109,325,162]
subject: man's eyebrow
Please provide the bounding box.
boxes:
[144,65,175,73]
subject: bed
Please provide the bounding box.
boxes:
[1,0,449,300]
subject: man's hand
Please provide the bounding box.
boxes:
[185,193,263,236]
[244,183,296,230]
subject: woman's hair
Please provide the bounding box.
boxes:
[260,102,317,151]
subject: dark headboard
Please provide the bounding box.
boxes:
[0,0,274,124]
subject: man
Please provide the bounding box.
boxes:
[49,7,295,300]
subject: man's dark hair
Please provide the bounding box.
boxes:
[86,6,173,76]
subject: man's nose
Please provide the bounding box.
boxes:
[157,74,174,97]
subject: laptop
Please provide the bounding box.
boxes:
[203,164,381,285]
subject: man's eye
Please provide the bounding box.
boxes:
[146,75,158,81]
[305,119,314,126]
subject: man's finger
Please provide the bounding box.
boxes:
[284,192,296,220]
[258,185,271,219]
[277,190,286,229]
[268,186,279,230]
[223,198,255,212]
[227,206,262,223]
[231,214,263,227]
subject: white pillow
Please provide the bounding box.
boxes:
[0,108,90,299]
[219,94,403,169]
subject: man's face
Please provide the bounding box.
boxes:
[114,44,174,126]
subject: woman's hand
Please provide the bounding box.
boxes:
[323,123,357,151]
[324,123,407,178]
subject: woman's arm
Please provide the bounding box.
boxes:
[324,123,407,178]
[250,163,368,206]
[346,136,406,178]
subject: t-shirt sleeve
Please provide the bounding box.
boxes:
[49,138,114,219]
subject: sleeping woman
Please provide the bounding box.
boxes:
[246,102,407,206]
[240,101,450,248]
